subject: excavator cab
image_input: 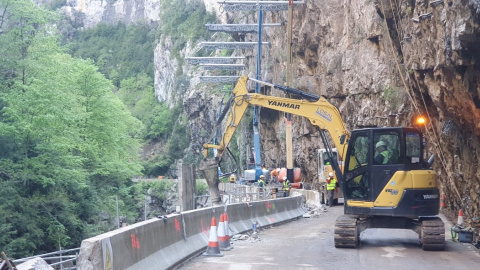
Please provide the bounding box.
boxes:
[335,127,444,251]
[342,127,439,217]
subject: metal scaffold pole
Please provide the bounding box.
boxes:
[252,0,264,181]
[285,0,294,182]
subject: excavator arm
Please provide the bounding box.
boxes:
[203,76,350,160]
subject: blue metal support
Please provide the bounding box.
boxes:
[253,1,264,181]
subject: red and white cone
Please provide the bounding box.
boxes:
[203,217,223,257]
[224,213,232,249]
[218,213,232,251]
[224,213,233,245]
[457,209,464,225]
[218,213,232,250]
[440,194,445,210]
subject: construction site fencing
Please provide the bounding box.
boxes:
[11,247,80,270]
[219,182,280,204]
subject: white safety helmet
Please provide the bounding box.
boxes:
[283,176,287,180]
[329,172,334,177]
[276,168,280,173]
[260,175,265,179]
[376,141,387,149]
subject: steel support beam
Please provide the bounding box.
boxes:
[200,76,241,83]
[201,41,269,50]
[185,57,245,64]
[200,64,246,70]
[205,23,281,33]
[219,1,305,12]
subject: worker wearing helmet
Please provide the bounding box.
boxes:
[229,174,237,183]
[258,175,266,192]
[282,176,291,197]
[270,168,280,183]
[375,141,391,165]
[326,172,337,207]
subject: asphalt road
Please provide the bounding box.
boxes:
[177,203,480,270]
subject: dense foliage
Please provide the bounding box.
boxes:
[0,0,144,257]
[67,21,185,176]
[68,22,156,87]
[0,0,216,258]
[158,0,217,62]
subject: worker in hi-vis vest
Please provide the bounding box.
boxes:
[283,176,291,197]
[326,172,337,207]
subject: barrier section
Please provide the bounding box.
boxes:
[78,195,305,270]
[291,188,322,208]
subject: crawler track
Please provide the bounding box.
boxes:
[420,217,445,251]
[334,215,359,248]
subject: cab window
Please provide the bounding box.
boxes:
[373,132,400,165]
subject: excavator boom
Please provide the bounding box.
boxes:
[203,76,350,160]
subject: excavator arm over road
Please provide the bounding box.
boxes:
[202,75,349,161]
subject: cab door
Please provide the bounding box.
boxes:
[371,130,404,201]
[343,131,372,201]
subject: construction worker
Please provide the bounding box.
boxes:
[326,172,337,207]
[282,176,291,197]
[375,141,391,164]
[270,168,280,183]
[229,174,237,183]
[258,175,266,192]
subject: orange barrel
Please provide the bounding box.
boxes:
[291,182,303,189]
[278,167,302,182]
[278,168,287,182]
[293,168,301,182]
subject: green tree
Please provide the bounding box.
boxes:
[0,0,144,257]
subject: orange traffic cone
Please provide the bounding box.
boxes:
[224,213,232,249]
[203,217,223,257]
[457,209,464,225]
[218,213,232,251]
[440,194,445,210]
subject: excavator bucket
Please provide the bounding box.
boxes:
[199,158,222,206]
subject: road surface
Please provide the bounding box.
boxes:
[177,203,480,270]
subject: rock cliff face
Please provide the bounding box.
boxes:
[50,0,222,28]
[57,0,161,28]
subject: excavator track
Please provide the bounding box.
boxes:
[420,217,445,251]
[334,215,359,248]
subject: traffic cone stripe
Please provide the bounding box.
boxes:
[218,213,229,250]
[224,213,230,242]
[203,217,223,257]
[457,209,464,225]
[219,213,233,251]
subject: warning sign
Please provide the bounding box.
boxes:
[102,239,113,270]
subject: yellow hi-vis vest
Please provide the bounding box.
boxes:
[380,150,391,164]
[327,178,337,191]
[258,179,265,187]
[283,180,290,191]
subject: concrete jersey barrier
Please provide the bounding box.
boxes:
[77,195,306,270]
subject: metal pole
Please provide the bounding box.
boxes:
[253,0,263,181]
[285,0,294,182]
[59,246,63,270]
[116,196,120,229]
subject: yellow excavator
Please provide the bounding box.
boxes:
[202,75,444,251]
